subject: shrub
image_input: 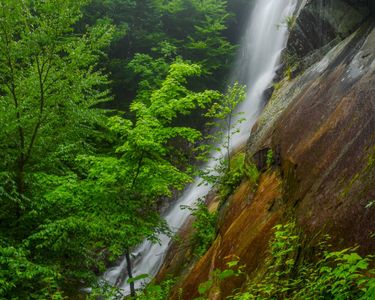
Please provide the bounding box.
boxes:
[135,279,175,300]
[189,200,218,257]
[230,223,375,300]
[218,153,247,200]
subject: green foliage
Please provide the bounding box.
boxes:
[153,0,236,79]
[230,223,375,300]
[0,243,63,299]
[285,65,293,81]
[186,200,217,257]
[282,52,299,80]
[199,82,246,186]
[218,152,246,200]
[80,0,237,106]
[244,162,260,185]
[284,15,296,30]
[266,149,274,168]
[26,61,220,292]
[0,0,240,298]
[0,0,113,196]
[204,82,246,154]
[196,258,244,300]
[0,0,115,296]
[127,53,171,103]
[135,279,176,300]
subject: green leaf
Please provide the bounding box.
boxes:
[127,273,149,284]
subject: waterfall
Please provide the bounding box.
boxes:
[103,0,297,294]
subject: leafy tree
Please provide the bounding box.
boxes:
[155,0,236,77]
[23,61,221,297]
[0,0,114,297]
[80,0,237,108]
[206,82,245,168]
[0,0,241,298]
[98,61,221,295]
[198,82,246,188]
[0,241,63,299]
[0,0,114,217]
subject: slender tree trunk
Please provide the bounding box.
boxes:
[226,112,232,172]
[125,250,135,297]
[16,160,25,193]
[15,157,25,218]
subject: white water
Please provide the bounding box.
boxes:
[103,0,297,294]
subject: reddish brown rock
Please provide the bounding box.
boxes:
[169,171,284,299]
[159,7,375,300]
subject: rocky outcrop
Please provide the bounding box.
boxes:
[286,0,371,73]
[157,2,375,299]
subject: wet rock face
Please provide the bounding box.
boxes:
[170,173,284,299]
[271,22,375,252]
[248,18,375,254]
[180,23,374,296]
[344,0,374,12]
[288,5,336,58]
[159,3,375,299]
[287,0,369,70]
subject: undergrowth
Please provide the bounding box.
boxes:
[218,152,259,201]
[230,223,375,300]
[186,200,217,257]
[126,223,374,300]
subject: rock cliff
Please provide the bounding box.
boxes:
[157,1,375,298]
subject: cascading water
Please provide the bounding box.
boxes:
[231,0,298,149]
[103,0,297,294]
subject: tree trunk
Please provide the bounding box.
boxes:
[15,157,26,218]
[125,250,136,297]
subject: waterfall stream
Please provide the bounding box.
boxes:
[103,0,297,294]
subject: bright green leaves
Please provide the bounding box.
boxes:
[0,0,238,297]
[0,243,62,299]
[127,53,171,103]
[185,199,217,257]
[144,63,220,122]
[135,278,176,300]
[198,82,246,191]
[196,258,244,300]
[0,0,116,296]
[198,279,213,296]
[83,0,236,107]
[313,248,373,299]
[230,223,375,300]
[204,82,246,154]
[0,0,114,178]
[205,82,246,126]
[23,60,222,295]
[109,61,221,198]
[217,152,248,201]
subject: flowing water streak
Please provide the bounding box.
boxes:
[103,0,297,294]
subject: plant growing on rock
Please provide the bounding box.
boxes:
[285,15,296,30]
[266,149,274,168]
[198,82,246,188]
[204,82,246,169]
[196,257,244,300]
[230,223,375,300]
[185,199,218,257]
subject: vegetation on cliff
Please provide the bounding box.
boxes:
[136,223,375,300]
[1,0,374,299]
[230,223,375,300]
